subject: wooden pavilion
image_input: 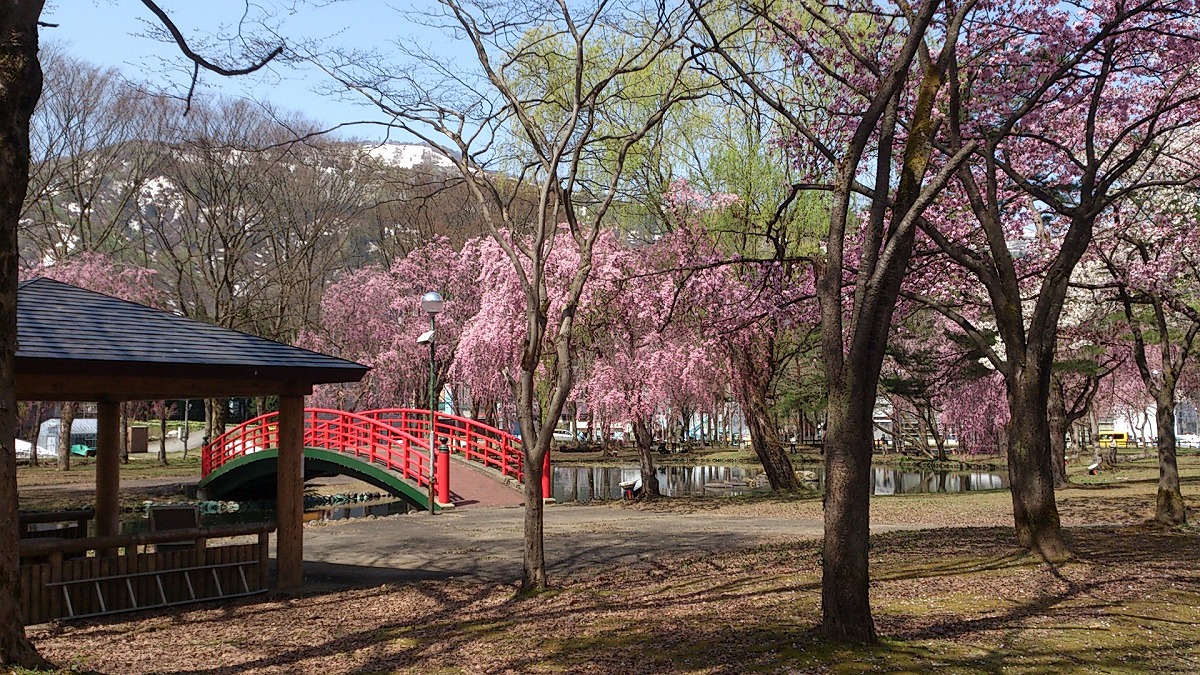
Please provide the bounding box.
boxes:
[15,278,369,591]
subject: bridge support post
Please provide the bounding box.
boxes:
[276,394,305,590]
[542,448,553,502]
[436,445,451,505]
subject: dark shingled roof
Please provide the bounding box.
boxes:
[16,277,368,400]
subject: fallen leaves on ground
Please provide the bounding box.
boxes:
[27,524,1200,674]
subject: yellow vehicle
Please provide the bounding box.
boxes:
[1097,432,1128,449]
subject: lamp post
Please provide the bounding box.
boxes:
[420,291,444,513]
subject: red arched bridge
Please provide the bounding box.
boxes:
[198,408,549,510]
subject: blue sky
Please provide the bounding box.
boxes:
[42,1,468,141]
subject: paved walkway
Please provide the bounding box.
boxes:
[298,503,918,588]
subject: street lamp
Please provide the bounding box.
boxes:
[420,291,444,514]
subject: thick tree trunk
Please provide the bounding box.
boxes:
[632,417,661,499]
[207,397,227,438]
[1154,391,1186,525]
[1006,375,1070,560]
[0,2,51,666]
[1048,385,1069,488]
[821,391,875,643]
[519,441,547,593]
[57,401,74,471]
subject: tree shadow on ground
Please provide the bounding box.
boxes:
[31,525,1200,674]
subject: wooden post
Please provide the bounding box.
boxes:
[95,401,121,540]
[276,394,305,590]
[258,530,270,591]
[436,445,451,505]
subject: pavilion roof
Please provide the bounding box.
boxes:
[16,277,369,401]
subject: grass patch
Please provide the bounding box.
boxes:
[17,453,201,489]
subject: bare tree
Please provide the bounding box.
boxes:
[21,49,165,262]
[306,0,701,591]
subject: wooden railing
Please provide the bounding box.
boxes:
[19,509,94,541]
[18,522,275,624]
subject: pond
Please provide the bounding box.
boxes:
[118,497,413,534]
[551,464,1007,503]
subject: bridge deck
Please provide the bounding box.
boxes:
[446,457,525,508]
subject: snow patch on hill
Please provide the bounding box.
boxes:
[363,143,456,170]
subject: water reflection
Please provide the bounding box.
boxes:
[552,464,1007,503]
[120,498,411,534]
[553,465,757,502]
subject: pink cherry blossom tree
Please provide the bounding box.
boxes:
[912,0,1200,555]
[698,0,979,641]
[650,179,809,491]
[300,236,480,412]
[1093,191,1200,523]
[574,209,727,498]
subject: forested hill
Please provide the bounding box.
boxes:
[19,53,490,347]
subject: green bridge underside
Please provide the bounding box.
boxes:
[197,448,432,511]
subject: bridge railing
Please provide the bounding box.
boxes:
[202,409,434,488]
[305,409,432,487]
[202,411,279,475]
[360,409,525,483]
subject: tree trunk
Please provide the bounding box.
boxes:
[1088,408,1102,466]
[1154,390,1186,525]
[0,2,52,666]
[744,396,798,490]
[519,441,547,593]
[57,401,74,471]
[208,398,227,438]
[1006,374,1070,560]
[27,402,41,467]
[632,417,661,500]
[119,403,128,464]
[181,400,190,459]
[158,402,168,466]
[1048,384,1069,488]
[821,390,875,643]
[204,399,214,443]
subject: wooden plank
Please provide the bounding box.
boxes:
[49,553,62,620]
[19,564,31,624]
[16,373,315,402]
[37,564,49,624]
[258,532,270,591]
